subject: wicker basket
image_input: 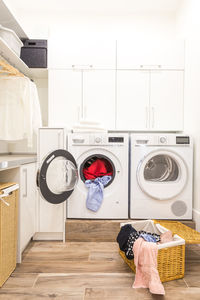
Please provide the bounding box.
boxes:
[119,220,186,283]
[0,183,19,287]
[153,220,200,244]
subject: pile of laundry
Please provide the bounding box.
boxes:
[117,223,174,295]
[83,158,113,212]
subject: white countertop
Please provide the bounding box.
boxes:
[0,154,37,170]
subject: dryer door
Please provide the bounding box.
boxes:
[137,149,187,200]
[37,149,78,204]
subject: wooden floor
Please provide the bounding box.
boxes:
[0,241,200,299]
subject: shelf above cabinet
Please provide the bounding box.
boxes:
[0,37,48,79]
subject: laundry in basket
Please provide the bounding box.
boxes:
[118,220,185,283]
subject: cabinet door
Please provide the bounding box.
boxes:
[48,35,116,69]
[83,70,116,129]
[20,163,36,253]
[38,128,64,163]
[116,71,150,130]
[117,39,184,70]
[37,128,65,234]
[150,71,184,131]
[48,70,82,127]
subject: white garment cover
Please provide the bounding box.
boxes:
[0,76,42,147]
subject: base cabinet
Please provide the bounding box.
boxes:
[34,128,66,241]
[18,163,36,262]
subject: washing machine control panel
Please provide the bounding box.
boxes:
[95,137,102,143]
[108,137,124,143]
[176,136,190,144]
[159,136,167,144]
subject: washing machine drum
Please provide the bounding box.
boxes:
[82,157,113,180]
[137,150,188,200]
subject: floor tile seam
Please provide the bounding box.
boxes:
[183,278,189,288]
[31,274,40,288]
[36,272,134,277]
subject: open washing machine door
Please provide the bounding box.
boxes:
[137,149,188,200]
[37,149,78,204]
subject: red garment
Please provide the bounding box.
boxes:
[83,158,113,180]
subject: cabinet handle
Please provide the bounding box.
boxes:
[57,131,62,148]
[152,107,155,128]
[72,64,93,70]
[23,169,28,198]
[140,65,162,69]
[145,106,148,128]
[77,106,81,121]
[84,106,87,119]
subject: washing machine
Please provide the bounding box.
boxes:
[37,131,129,220]
[66,132,129,219]
[130,134,193,220]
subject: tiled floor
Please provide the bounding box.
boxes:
[0,241,200,299]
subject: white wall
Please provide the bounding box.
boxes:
[4,0,182,39]
[176,0,200,229]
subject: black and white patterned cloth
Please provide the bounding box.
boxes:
[125,230,161,260]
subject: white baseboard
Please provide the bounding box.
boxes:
[33,232,64,241]
[193,209,200,232]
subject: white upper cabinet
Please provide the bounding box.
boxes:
[48,70,82,127]
[48,36,116,69]
[116,70,184,131]
[116,71,150,130]
[117,39,185,70]
[83,70,116,129]
[150,71,184,131]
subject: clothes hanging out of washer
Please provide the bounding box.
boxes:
[85,175,112,212]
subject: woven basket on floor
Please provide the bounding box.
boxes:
[0,183,19,287]
[120,243,185,283]
[120,220,200,282]
[153,220,200,244]
[119,220,188,283]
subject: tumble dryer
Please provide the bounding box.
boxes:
[130,134,193,220]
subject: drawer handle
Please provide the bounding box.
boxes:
[23,169,28,197]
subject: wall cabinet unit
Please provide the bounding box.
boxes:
[83,70,115,129]
[48,70,82,127]
[19,163,36,261]
[47,38,184,131]
[116,70,184,131]
[117,39,185,70]
[48,70,116,129]
[48,37,116,69]
[116,70,149,130]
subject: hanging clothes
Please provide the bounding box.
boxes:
[85,175,112,212]
[0,76,42,147]
[83,158,113,180]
